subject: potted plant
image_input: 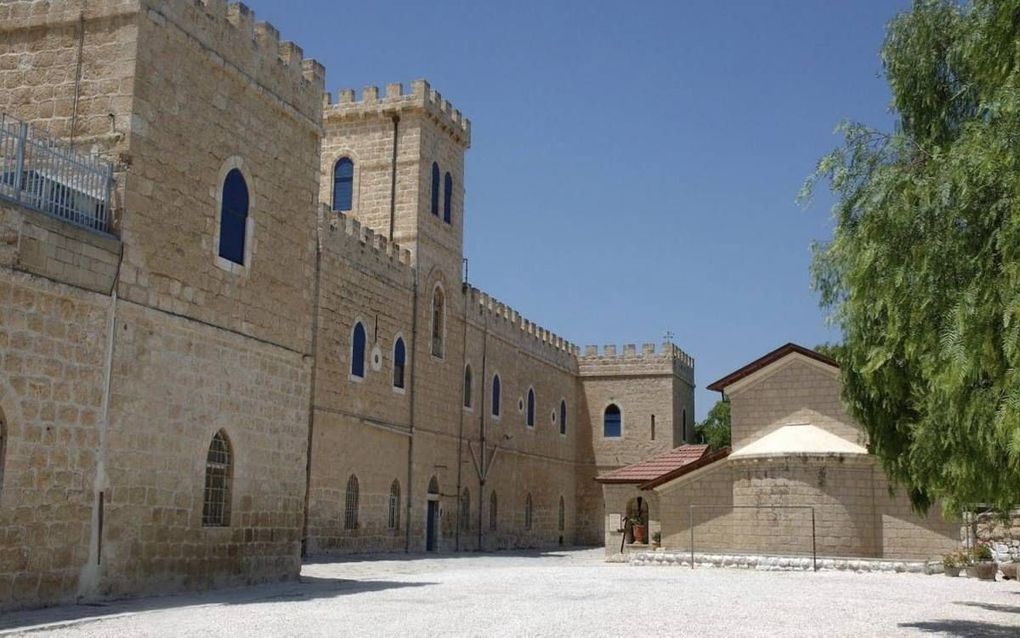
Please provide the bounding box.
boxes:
[652,531,662,549]
[942,551,964,577]
[965,544,997,581]
[628,515,647,544]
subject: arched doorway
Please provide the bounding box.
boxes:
[426,476,440,552]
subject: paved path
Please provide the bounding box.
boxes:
[3,549,1019,637]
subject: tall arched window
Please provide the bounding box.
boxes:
[443,172,453,224]
[431,287,445,358]
[463,364,473,408]
[558,496,565,531]
[393,337,406,389]
[332,157,354,212]
[559,400,567,436]
[524,493,533,530]
[489,491,498,531]
[344,474,360,530]
[218,169,249,265]
[388,479,401,530]
[491,374,501,417]
[351,322,367,379]
[460,488,471,531]
[604,404,622,438]
[430,162,440,216]
[526,388,536,428]
[202,430,232,527]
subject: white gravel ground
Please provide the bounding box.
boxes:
[3,548,1019,637]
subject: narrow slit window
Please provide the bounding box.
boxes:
[526,388,536,427]
[558,496,565,532]
[443,172,453,224]
[524,493,533,530]
[489,491,498,531]
[431,287,445,358]
[430,162,440,216]
[464,365,473,408]
[492,374,501,417]
[559,400,567,436]
[388,479,401,530]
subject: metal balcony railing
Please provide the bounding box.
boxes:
[0,113,113,234]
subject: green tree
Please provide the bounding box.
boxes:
[696,400,731,451]
[802,0,1020,513]
[813,342,845,361]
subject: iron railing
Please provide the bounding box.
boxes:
[0,113,113,233]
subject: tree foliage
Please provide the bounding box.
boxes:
[696,400,731,451]
[802,0,1020,513]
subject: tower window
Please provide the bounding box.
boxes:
[464,364,473,408]
[603,404,622,438]
[333,157,354,212]
[431,162,440,216]
[388,479,401,530]
[559,400,567,436]
[651,414,656,441]
[431,287,445,358]
[393,337,406,389]
[443,172,453,224]
[351,321,367,379]
[526,388,536,428]
[202,431,232,527]
[344,474,360,530]
[492,374,501,417]
[218,169,249,266]
[558,496,565,532]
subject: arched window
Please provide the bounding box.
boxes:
[431,287,445,358]
[202,430,232,527]
[430,162,440,216]
[491,374,501,417]
[463,364,473,408]
[388,479,401,530]
[524,493,533,530]
[344,474,359,530]
[393,337,406,389]
[332,157,354,212]
[526,388,536,428]
[559,400,567,436]
[489,491,498,531]
[218,169,249,266]
[350,322,367,379]
[604,404,622,438]
[558,495,565,531]
[460,488,471,531]
[443,172,453,224]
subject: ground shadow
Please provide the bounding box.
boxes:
[955,601,1020,615]
[0,577,433,634]
[302,546,580,566]
[899,620,1020,637]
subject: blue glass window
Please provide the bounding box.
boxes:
[351,322,366,378]
[492,374,501,417]
[527,388,535,427]
[603,404,622,438]
[560,400,567,435]
[393,338,406,389]
[218,169,248,265]
[443,172,453,223]
[333,157,354,212]
[431,162,440,216]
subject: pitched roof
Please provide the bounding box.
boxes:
[595,444,711,484]
[706,343,837,393]
[639,446,731,490]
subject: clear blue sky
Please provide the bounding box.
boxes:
[253,0,909,419]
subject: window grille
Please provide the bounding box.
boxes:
[388,479,400,530]
[604,404,622,438]
[202,431,232,527]
[524,493,533,530]
[333,157,354,212]
[460,488,470,531]
[489,492,498,531]
[344,474,359,530]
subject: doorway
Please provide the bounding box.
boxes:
[426,475,440,552]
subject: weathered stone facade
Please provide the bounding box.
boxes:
[0,0,695,610]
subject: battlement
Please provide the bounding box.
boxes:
[146,1,325,121]
[320,207,413,270]
[465,286,578,367]
[324,79,471,148]
[578,342,695,384]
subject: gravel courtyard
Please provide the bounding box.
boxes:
[2,548,1019,637]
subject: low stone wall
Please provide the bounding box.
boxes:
[628,550,927,574]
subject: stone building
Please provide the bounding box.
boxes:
[598,344,959,562]
[0,0,694,610]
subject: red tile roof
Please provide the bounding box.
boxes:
[706,343,837,393]
[638,447,730,489]
[595,444,711,484]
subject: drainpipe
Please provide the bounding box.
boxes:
[388,115,399,242]
[477,310,489,549]
[404,268,419,551]
[454,261,470,551]
[300,207,325,557]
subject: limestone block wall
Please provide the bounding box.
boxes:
[601,484,660,555]
[100,300,311,598]
[728,357,865,452]
[0,269,111,610]
[875,474,958,560]
[657,463,735,553]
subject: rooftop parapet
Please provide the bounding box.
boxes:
[324,79,471,148]
[465,286,578,363]
[579,342,695,383]
[320,206,412,268]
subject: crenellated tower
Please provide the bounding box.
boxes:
[321,80,470,286]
